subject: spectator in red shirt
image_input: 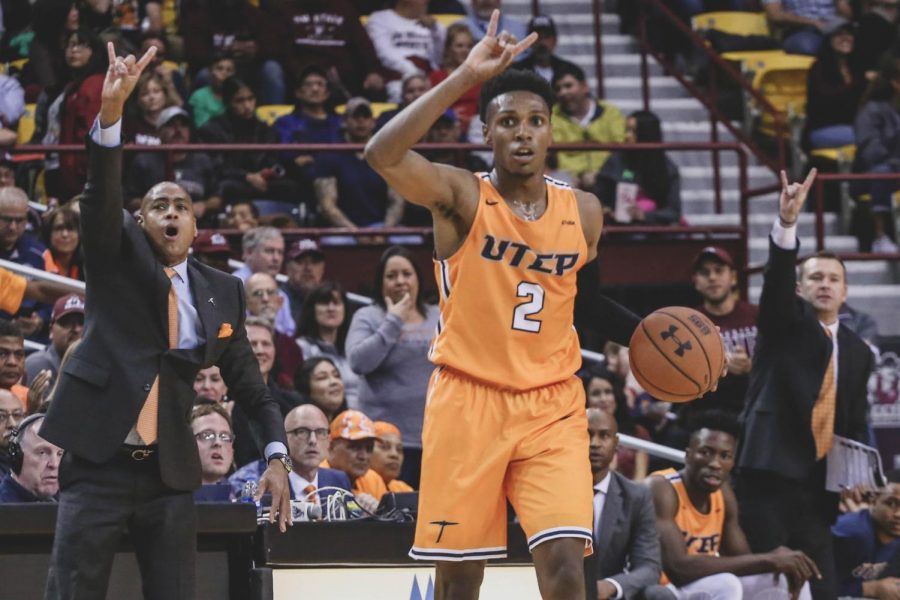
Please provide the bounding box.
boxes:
[428,23,480,132]
[124,70,182,145]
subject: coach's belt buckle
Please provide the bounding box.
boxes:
[131,448,154,460]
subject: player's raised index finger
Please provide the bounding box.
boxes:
[486,9,500,38]
[801,167,818,193]
[107,41,117,67]
[779,169,789,191]
[136,45,157,71]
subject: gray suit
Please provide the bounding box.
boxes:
[585,471,674,600]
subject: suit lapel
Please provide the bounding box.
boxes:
[187,260,215,362]
[596,474,624,561]
[835,325,853,429]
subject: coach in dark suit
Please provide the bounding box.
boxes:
[586,409,672,600]
[41,45,292,600]
[736,170,874,600]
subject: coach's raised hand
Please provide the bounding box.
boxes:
[461,9,537,82]
[99,41,156,127]
[778,168,817,227]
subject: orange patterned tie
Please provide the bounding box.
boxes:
[811,326,836,460]
[136,267,179,444]
[303,484,319,505]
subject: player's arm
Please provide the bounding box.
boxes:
[364,10,535,213]
[575,189,642,346]
[649,475,794,586]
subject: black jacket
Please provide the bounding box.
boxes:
[41,140,287,492]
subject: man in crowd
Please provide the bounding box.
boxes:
[650,412,818,599]
[832,478,900,598]
[314,97,404,229]
[245,273,302,388]
[281,238,326,324]
[230,404,351,502]
[225,199,259,232]
[246,316,301,412]
[233,226,295,337]
[680,247,758,422]
[0,320,27,407]
[0,186,48,338]
[0,154,17,188]
[763,0,851,55]
[551,64,625,189]
[323,409,387,512]
[515,15,580,84]
[585,408,668,600]
[0,414,63,503]
[375,73,431,130]
[24,293,85,386]
[0,388,23,477]
[457,0,527,42]
[737,171,874,599]
[191,231,232,274]
[191,403,235,501]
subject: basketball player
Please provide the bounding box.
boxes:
[365,10,649,599]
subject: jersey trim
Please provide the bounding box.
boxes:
[409,546,508,561]
[527,526,593,552]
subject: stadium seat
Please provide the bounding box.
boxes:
[17,103,36,145]
[334,102,398,118]
[252,199,297,217]
[810,144,856,164]
[255,104,293,125]
[745,54,815,138]
[691,11,769,36]
[361,13,460,27]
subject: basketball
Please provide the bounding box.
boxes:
[628,307,726,403]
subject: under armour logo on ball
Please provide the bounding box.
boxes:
[660,325,693,357]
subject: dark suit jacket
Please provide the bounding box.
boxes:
[516,53,582,84]
[41,140,287,492]
[585,471,663,600]
[737,238,873,482]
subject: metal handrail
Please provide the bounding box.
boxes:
[620,434,686,463]
[812,172,900,251]
[592,0,606,99]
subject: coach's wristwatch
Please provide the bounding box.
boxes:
[268,452,293,473]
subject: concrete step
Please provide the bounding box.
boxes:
[749,261,900,289]
[748,235,858,263]
[604,76,687,100]
[610,97,711,122]
[680,165,776,189]
[681,190,779,215]
[688,212,842,237]
[661,121,740,143]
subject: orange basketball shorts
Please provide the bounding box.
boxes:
[410,367,594,562]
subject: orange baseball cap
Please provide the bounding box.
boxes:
[373,421,401,440]
[330,410,376,441]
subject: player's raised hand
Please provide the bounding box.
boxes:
[778,168,817,226]
[100,42,156,124]
[462,10,537,82]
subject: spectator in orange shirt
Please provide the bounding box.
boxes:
[372,421,414,492]
[0,321,27,408]
[40,206,82,281]
[0,267,77,317]
[324,409,386,512]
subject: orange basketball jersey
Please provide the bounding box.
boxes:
[653,468,725,585]
[428,174,588,391]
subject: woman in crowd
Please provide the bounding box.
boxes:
[294,356,348,423]
[125,70,182,145]
[582,365,650,481]
[371,421,414,492]
[194,366,228,406]
[295,282,360,407]
[40,205,82,280]
[191,403,236,501]
[802,20,866,150]
[346,246,439,489]
[428,23,480,132]
[853,55,900,253]
[594,110,682,225]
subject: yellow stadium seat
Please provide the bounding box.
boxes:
[161,60,183,74]
[691,11,769,36]
[810,145,856,163]
[255,104,293,125]
[9,58,28,72]
[17,103,36,145]
[334,102,398,118]
[751,64,812,138]
[432,13,463,27]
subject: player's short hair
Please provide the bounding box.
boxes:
[478,68,556,123]
[798,250,847,280]
[687,410,741,444]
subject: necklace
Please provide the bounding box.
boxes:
[511,199,541,221]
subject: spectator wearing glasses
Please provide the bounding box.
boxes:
[194,368,262,470]
[24,294,84,387]
[0,389,24,477]
[245,273,303,389]
[0,187,48,340]
[233,227,296,338]
[191,403,235,501]
[230,404,351,501]
[40,205,83,281]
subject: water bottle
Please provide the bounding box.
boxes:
[240,480,260,516]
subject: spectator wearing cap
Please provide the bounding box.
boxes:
[229,404,352,502]
[188,53,236,130]
[282,238,326,324]
[192,231,232,273]
[125,106,219,221]
[551,63,626,189]
[801,18,866,152]
[429,24,481,131]
[763,0,852,56]
[456,0,527,44]
[679,247,758,422]
[856,0,900,76]
[371,421,414,492]
[375,73,432,131]
[0,74,24,148]
[233,226,296,337]
[313,97,404,229]
[0,414,63,503]
[24,294,85,387]
[0,320,27,408]
[516,15,581,85]
[275,0,387,100]
[40,205,83,281]
[0,154,16,188]
[367,0,446,102]
[322,409,387,512]
[124,70,183,146]
[245,273,303,389]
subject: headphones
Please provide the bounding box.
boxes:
[8,414,45,475]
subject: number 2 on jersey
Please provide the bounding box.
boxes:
[512,282,544,333]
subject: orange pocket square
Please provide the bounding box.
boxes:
[217,323,233,338]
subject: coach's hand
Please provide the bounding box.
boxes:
[256,461,293,532]
[100,42,156,127]
[462,10,537,83]
[778,169,817,227]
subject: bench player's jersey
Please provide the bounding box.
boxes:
[428,174,588,391]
